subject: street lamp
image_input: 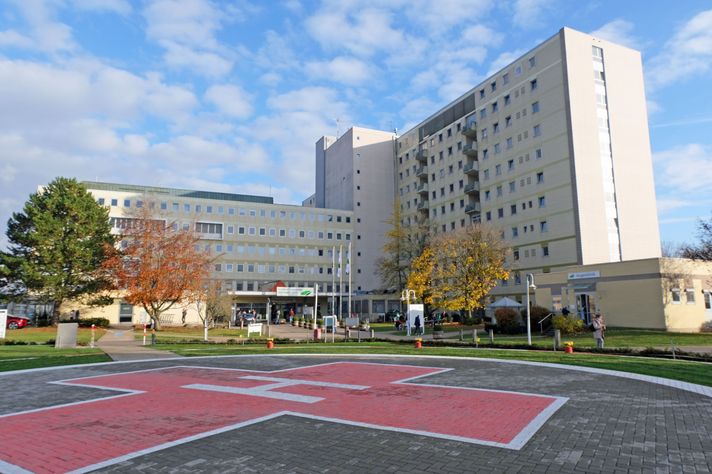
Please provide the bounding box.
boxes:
[526,273,536,345]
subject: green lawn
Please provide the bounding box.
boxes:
[134,327,248,342]
[376,326,712,350]
[1,327,107,345]
[0,345,111,372]
[150,341,712,388]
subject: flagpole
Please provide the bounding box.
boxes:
[348,241,352,323]
[331,245,335,316]
[339,244,343,320]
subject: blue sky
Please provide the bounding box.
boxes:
[0,0,711,250]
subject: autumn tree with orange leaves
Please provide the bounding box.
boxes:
[102,207,210,329]
[408,224,510,320]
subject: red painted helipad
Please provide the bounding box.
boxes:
[0,362,566,473]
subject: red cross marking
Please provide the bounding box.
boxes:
[0,362,566,473]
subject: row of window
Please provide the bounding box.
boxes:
[222,281,351,292]
[485,209,549,233]
[480,55,537,101]
[198,243,352,259]
[214,263,357,276]
[97,198,351,224]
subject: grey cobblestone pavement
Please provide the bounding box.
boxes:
[1,355,711,473]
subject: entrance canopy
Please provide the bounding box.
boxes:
[488,297,523,308]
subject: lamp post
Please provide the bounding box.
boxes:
[526,273,536,345]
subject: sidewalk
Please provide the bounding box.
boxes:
[96,327,182,361]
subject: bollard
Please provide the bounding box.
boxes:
[345,328,351,341]
[459,329,464,341]
[553,329,561,351]
[415,338,422,349]
[143,324,147,346]
[489,329,494,343]
[473,329,478,348]
[370,329,375,339]
[266,338,274,349]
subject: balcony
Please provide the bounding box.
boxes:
[416,166,428,178]
[464,182,480,194]
[462,143,477,156]
[417,183,428,195]
[462,122,477,138]
[417,201,429,211]
[463,161,479,175]
[465,202,481,214]
[416,149,428,162]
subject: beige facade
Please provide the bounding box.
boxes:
[82,182,353,325]
[534,258,712,332]
[314,127,397,292]
[392,27,660,301]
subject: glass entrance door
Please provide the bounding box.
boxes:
[119,302,133,323]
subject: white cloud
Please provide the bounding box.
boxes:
[204,84,253,118]
[646,9,712,90]
[72,0,132,15]
[305,56,374,85]
[590,19,640,50]
[653,143,712,191]
[656,198,695,214]
[143,0,236,76]
[2,0,76,53]
[512,0,555,29]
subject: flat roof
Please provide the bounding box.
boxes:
[82,181,273,205]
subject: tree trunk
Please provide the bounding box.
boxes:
[52,299,63,326]
[204,317,208,341]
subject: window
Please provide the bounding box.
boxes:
[497,208,504,218]
[540,220,548,232]
[542,245,549,257]
[535,148,543,159]
[528,56,536,68]
[510,204,517,215]
[195,222,223,235]
[479,89,485,99]
[505,116,512,127]
[110,198,118,206]
[538,196,546,207]
[506,137,513,149]
[508,159,514,171]
[533,125,541,137]
[493,122,500,134]
[509,181,515,193]
[491,102,498,113]
[532,101,540,114]
[686,288,696,304]
[448,146,453,156]
[447,128,452,137]
[490,81,497,92]
[537,172,544,183]
[512,227,518,238]
[494,143,501,155]
[196,205,202,213]
[486,211,492,221]
[206,205,212,214]
[482,149,489,160]
[513,249,520,260]
[227,225,234,234]
[480,109,487,119]
[504,94,511,106]
[123,199,131,207]
[483,169,490,180]
[530,79,538,91]
[439,133,443,142]
[671,289,681,303]
[502,72,509,84]
[495,164,502,175]
[484,190,491,201]
[496,185,502,197]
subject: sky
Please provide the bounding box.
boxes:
[0,0,711,250]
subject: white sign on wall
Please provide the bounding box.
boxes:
[276,287,314,297]
[407,304,424,336]
[568,271,600,280]
[0,309,7,340]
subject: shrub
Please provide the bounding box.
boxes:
[494,308,519,328]
[552,314,584,335]
[77,317,110,328]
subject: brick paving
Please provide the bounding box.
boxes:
[1,355,711,473]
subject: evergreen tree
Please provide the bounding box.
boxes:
[1,178,115,320]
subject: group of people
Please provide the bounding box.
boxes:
[394,314,424,335]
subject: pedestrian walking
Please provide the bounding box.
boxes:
[592,312,606,348]
[414,314,422,336]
